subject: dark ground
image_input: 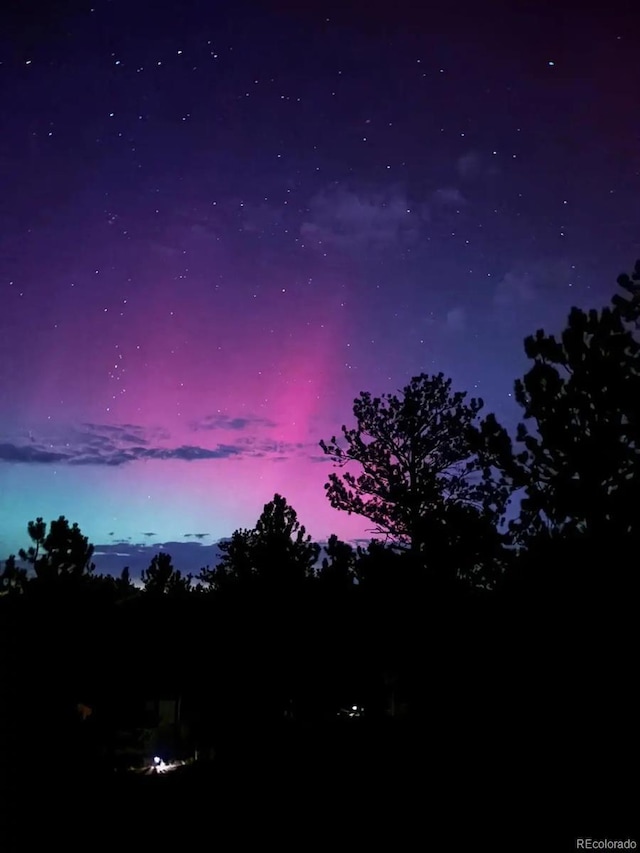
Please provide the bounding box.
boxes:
[1,719,635,850]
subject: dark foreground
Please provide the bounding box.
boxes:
[2,719,635,850]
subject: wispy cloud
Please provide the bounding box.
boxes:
[493,259,576,311]
[445,307,467,331]
[300,185,425,252]
[190,413,276,432]
[457,151,481,179]
[432,187,467,207]
[240,201,285,234]
[490,259,581,335]
[494,270,537,308]
[456,150,500,182]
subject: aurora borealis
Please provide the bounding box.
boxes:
[1,0,638,576]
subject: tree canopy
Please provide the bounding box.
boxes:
[18,516,95,584]
[511,303,640,548]
[199,493,320,590]
[613,258,640,331]
[140,552,193,595]
[319,373,512,578]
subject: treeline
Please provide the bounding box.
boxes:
[1,262,638,803]
[4,260,640,597]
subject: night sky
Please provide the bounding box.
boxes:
[1,0,638,576]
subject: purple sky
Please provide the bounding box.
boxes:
[1,0,638,577]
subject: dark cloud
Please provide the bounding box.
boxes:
[92,540,224,580]
[68,447,148,466]
[1,421,321,468]
[184,533,209,539]
[0,426,244,467]
[142,444,242,462]
[0,443,68,464]
[82,422,145,440]
[81,423,169,442]
[142,532,157,537]
[119,432,151,445]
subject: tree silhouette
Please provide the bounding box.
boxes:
[141,552,192,595]
[252,494,320,584]
[198,528,256,590]
[18,516,95,583]
[319,373,511,573]
[511,303,640,548]
[353,539,407,587]
[200,495,319,590]
[111,566,137,601]
[613,259,640,330]
[0,555,28,595]
[317,534,355,589]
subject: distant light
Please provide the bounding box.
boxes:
[352,705,358,711]
[548,60,555,66]
[153,756,162,765]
